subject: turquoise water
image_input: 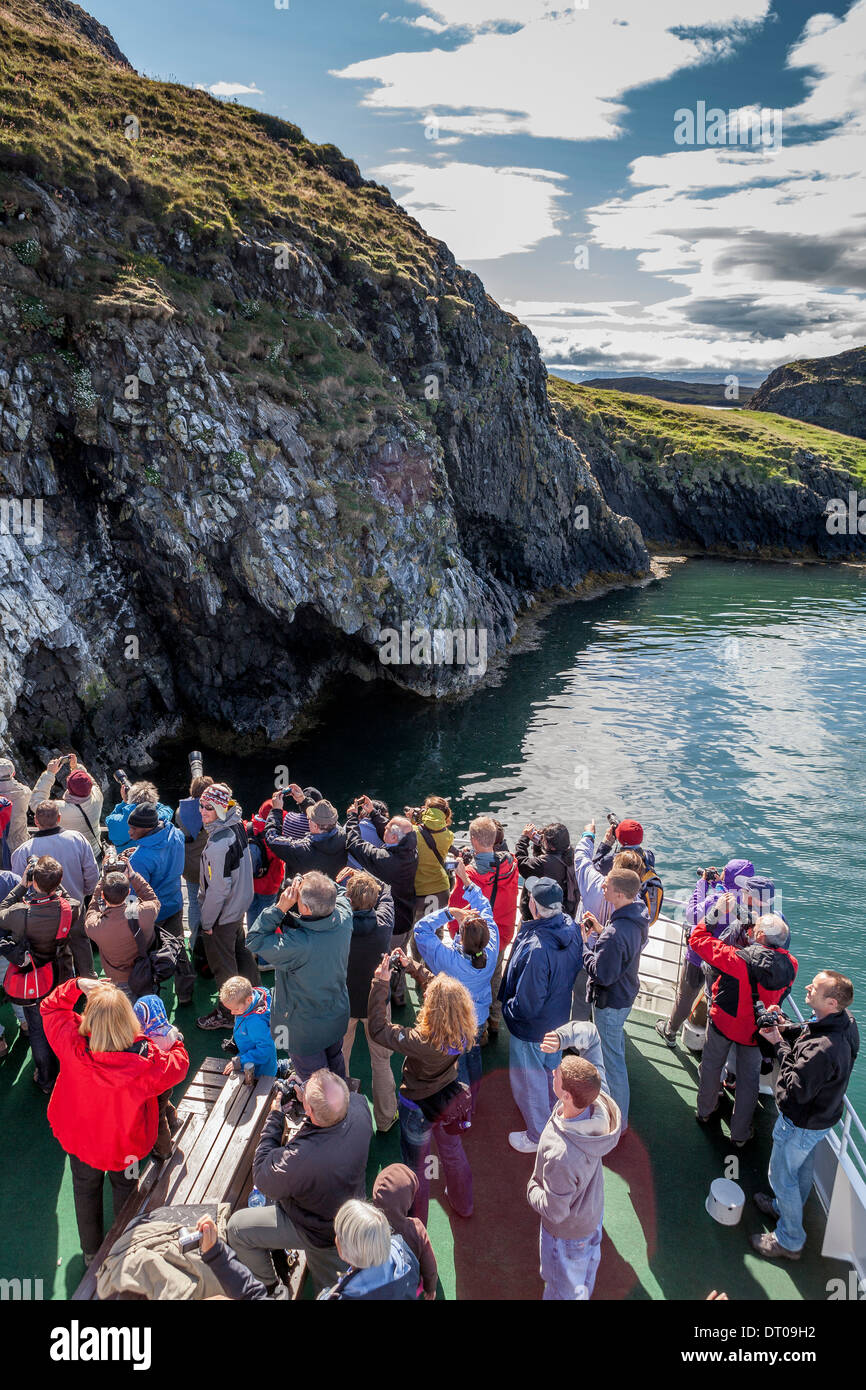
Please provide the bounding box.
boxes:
[153,557,866,1116]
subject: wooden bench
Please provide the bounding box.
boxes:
[72,1058,306,1300]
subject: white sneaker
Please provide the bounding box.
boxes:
[508,1130,538,1153]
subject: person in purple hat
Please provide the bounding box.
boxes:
[655,858,754,1048]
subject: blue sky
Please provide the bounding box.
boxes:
[86,0,866,381]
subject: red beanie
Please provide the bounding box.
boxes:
[616,818,643,846]
[66,770,94,799]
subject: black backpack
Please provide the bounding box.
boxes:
[127,913,184,999]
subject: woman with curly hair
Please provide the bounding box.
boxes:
[367,959,475,1225]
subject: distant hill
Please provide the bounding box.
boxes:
[750,346,866,440]
[582,376,753,408]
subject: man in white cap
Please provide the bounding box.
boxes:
[0,756,32,854]
[196,783,259,1030]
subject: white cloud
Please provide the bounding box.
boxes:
[335,1,771,141]
[375,160,568,258]
[196,81,264,98]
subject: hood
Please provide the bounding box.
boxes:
[420,807,447,832]
[351,906,380,938]
[554,1091,621,1157]
[740,941,796,990]
[722,859,756,891]
[538,913,580,950]
[343,1236,414,1296]
[611,900,649,933]
[372,1162,418,1218]
[242,987,270,1019]
[206,804,244,835]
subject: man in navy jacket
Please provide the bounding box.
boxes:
[581,867,648,1133]
[499,876,583,1154]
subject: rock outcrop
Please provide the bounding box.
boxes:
[750,347,866,441]
[0,0,648,775]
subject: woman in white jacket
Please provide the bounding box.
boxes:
[30,756,104,860]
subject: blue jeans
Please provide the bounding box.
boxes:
[540,1221,602,1300]
[398,1099,473,1227]
[768,1112,831,1252]
[185,881,202,952]
[457,1027,484,1120]
[0,959,26,1026]
[25,1000,58,1090]
[509,1034,559,1143]
[291,1039,347,1085]
[593,1004,632,1130]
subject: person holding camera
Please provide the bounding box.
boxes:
[175,772,214,955]
[445,815,520,1043]
[196,783,259,1030]
[246,870,352,1081]
[29,755,104,861]
[0,855,79,1092]
[368,954,476,1225]
[655,858,755,1048]
[410,795,454,922]
[515,822,575,917]
[345,798,418,1006]
[0,756,32,854]
[264,792,348,879]
[11,803,97,975]
[751,972,859,1260]
[127,803,196,1006]
[226,1068,372,1297]
[84,852,159,997]
[40,976,189,1263]
[339,868,398,1132]
[106,778,174,853]
[691,903,797,1146]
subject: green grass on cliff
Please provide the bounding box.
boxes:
[0,0,434,278]
[548,376,866,485]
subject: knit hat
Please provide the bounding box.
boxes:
[0,758,14,778]
[128,803,159,830]
[615,819,643,847]
[200,782,232,820]
[65,770,94,800]
[421,806,447,832]
[133,994,172,1038]
[303,786,323,803]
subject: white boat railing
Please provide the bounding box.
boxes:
[636,892,866,1282]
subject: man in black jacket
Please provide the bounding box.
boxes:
[226,1069,372,1295]
[751,971,859,1260]
[264,796,349,880]
[344,798,418,1005]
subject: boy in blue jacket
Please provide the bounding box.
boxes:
[220,976,278,1079]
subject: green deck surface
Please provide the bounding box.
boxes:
[0,976,849,1300]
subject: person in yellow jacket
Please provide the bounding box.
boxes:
[411,797,454,923]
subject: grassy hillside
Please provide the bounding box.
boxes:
[548,377,866,485]
[0,0,434,278]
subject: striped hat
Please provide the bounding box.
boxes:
[200,782,232,820]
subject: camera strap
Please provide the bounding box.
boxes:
[418,825,447,872]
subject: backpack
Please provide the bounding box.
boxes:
[246,824,271,881]
[126,912,185,999]
[632,849,664,926]
[2,898,73,1002]
[222,822,249,877]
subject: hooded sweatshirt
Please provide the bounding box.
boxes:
[106,799,175,853]
[29,769,104,859]
[684,859,755,967]
[498,912,583,1041]
[198,804,254,929]
[0,770,32,853]
[232,985,278,1076]
[246,891,353,1054]
[413,807,454,897]
[372,1163,438,1296]
[527,1090,622,1240]
[128,822,185,922]
[414,881,499,1027]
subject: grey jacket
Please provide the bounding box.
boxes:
[11,827,99,904]
[198,804,254,930]
[527,1089,621,1241]
[0,774,32,853]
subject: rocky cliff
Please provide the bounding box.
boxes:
[549,378,866,559]
[0,0,648,775]
[750,346,866,441]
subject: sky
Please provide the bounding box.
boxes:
[84,0,866,383]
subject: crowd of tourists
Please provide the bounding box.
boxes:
[0,753,859,1299]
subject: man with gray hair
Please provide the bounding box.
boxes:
[691,904,798,1147]
[247,870,353,1082]
[11,801,98,974]
[227,1067,372,1297]
[264,794,348,879]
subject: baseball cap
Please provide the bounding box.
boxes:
[525,876,564,908]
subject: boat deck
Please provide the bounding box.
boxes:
[0,972,849,1300]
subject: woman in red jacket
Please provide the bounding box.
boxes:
[41,977,190,1263]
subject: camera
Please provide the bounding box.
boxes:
[281,789,298,810]
[24,856,38,883]
[102,848,127,874]
[755,1002,787,1032]
[188,750,204,781]
[404,805,421,824]
[606,812,620,830]
[700,867,720,884]
[114,768,129,787]
[178,1227,204,1254]
[389,949,404,971]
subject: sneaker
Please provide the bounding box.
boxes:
[221,1038,239,1055]
[654,1019,677,1049]
[753,1192,778,1217]
[750,1232,801,1261]
[508,1131,538,1154]
[196,1008,232,1031]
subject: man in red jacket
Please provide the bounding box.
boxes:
[691,901,797,1147]
[447,816,519,1043]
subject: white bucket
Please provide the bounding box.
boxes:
[681,1019,706,1052]
[705,1178,745,1226]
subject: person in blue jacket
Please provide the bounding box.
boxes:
[127,803,195,1004]
[106,781,175,853]
[498,875,583,1154]
[219,977,278,1078]
[318,1200,419,1301]
[408,858,499,1120]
